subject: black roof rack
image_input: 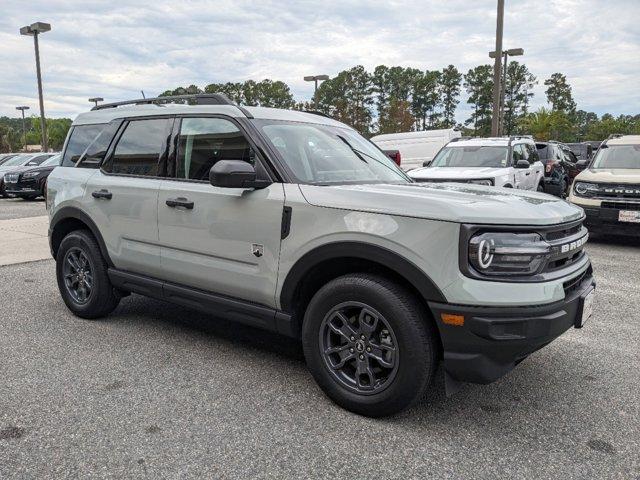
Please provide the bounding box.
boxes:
[606,133,624,140]
[92,93,236,111]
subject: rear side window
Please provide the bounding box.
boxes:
[526,144,539,164]
[24,154,51,167]
[104,119,170,177]
[61,124,106,167]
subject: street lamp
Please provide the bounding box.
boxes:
[89,97,104,108]
[20,21,51,152]
[304,74,329,108]
[15,106,30,152]
[490,47,524,135]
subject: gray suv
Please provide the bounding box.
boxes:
[48,94,596,416]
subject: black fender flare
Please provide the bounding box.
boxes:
[280,241,447,312]
[49,206,113,266]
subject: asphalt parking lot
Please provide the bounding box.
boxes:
[0,199,638,479]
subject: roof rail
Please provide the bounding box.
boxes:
[91,93,236,111]
[606,133,624,140]
[303,110,334,119]
[509,135,533,140]
[449,136,473,143]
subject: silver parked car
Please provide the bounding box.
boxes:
[47,94,595,416]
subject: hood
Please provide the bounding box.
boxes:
[299,183,584,226]
[575,168,640,184]
[409,166,507,180]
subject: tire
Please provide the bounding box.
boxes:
[537,182,545,192]
[302,273,438,417]
[56,230,120,319]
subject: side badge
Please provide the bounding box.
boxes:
[252,244,264,258]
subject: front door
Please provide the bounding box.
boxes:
[157,116,285,308]
[512,144,530,189]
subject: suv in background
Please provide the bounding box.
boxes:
[569,134,640,236]
[48,94,595,417]
[536,141,588,197]
[408,136,545,190]
[566,142,593,162]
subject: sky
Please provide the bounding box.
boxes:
[0,0,639,124]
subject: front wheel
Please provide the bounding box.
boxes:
[56,230,120,319]
[537,182,545,192]
[302,274,438,417]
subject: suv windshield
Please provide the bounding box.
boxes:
[257,120,409,184]
[431,146,509,168]
[592,145,640,169]
[41,154,62,167]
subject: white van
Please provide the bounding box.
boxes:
[370,128,461,171]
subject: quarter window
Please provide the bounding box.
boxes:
[175,117,253,181]
[61,124,105,167]
[106,119,169,176]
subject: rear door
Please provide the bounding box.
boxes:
[525,143,544,189]
[157,116,285,307]
[84,117,172,278]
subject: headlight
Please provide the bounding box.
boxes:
[22,171,40,179]
[468,232,551,277]
[574,182,599,196]
[468,179,494,186]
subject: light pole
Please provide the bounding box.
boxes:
[304,74,329,108]
[490,0,504,136]
[89,97,104,108]
[15,106,30,152]
[490,48,524,135]
[20,21,51,152]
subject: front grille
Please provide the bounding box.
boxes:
[601,201,640,211]
[539,218,588,274]
[586,183,640,199]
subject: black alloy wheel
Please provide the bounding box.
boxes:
[319,302,399,395]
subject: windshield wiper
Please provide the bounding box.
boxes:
[336,135,409,180]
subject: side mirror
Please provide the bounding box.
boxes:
[515,159,530,169]
[209,160,271,189]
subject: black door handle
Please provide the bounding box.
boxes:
[92,189,112,200]
[166,197,194,209]
[525,172,531,176]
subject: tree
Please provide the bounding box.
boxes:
[377,99,415,134]
[573,110,598,139]
[502,61,537,134]
[411,70,441,130]
[372,66,421,133]
[519,107,571,141]
[439,65,462,128]
[316,65,374,135]
[463,65,494,136]
[544,73,576,113]
[29,117,72,151]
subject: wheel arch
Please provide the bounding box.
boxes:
[50,207,113,266]
[280,242,447,339]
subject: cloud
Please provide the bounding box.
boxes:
[0,0,638,123]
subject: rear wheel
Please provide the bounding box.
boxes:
[559,178,568,198]
[302,274,438,417]
[56,230,120,319]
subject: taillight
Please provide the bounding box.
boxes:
[392,151,401,166]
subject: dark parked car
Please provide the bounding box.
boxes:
[4,153,61,200]
[566,142,593,161]
[536,141,589,197]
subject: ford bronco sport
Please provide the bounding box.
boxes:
[48,94,595,417]
[569,134,640,236]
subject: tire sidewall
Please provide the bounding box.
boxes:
[56,231,112,318]
[302,276,434,415]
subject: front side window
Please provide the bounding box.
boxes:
[176,117,252,181]
[77,120,122,168]
[432,146,509,169]
[61,124,105,167]
[592,144,640,169]
[258,120,408,184]
[526,144,539,164]
[106,119,169,176]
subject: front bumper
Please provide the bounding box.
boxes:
[5,178,42,197]
[583,206,640,236]
[429,266,595,384]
